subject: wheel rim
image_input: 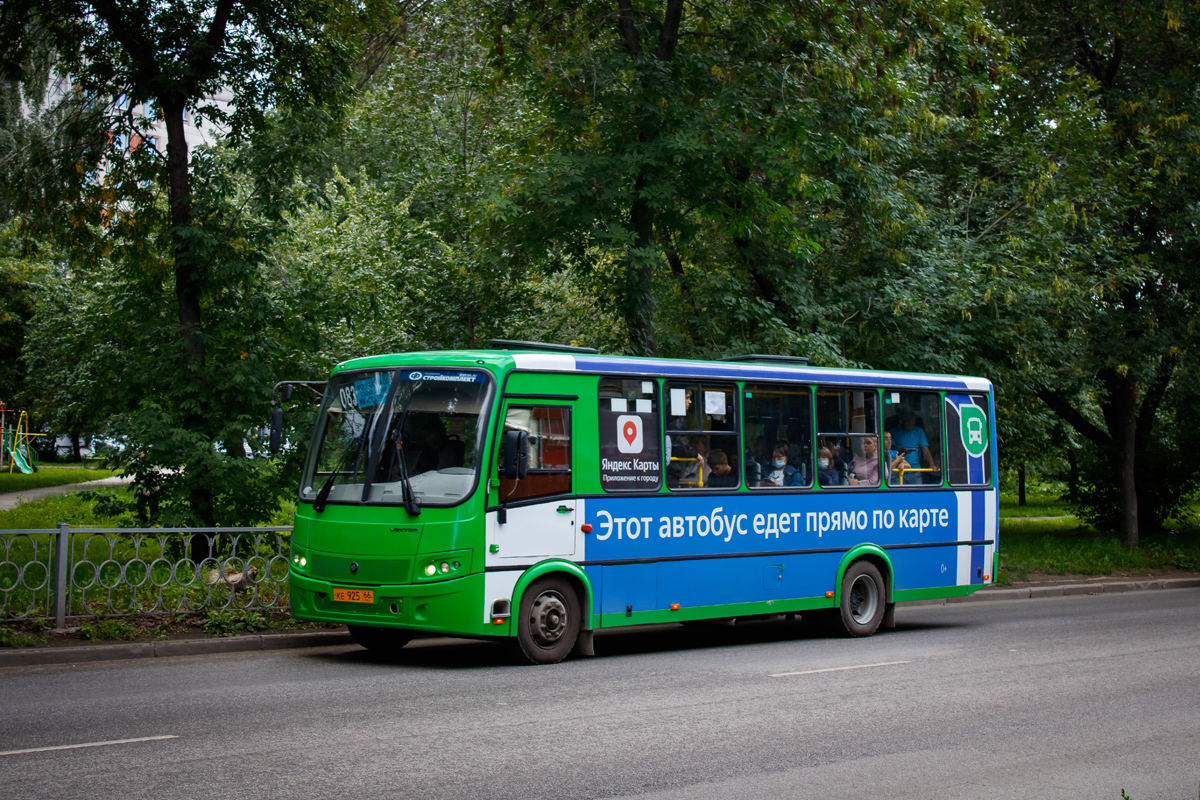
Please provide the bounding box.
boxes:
[528,590,569,648]
[848,574,879,624]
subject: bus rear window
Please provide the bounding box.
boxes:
[945,394,992,486]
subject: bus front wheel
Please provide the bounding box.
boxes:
[515,576,581,665]
[835,561,886,637]
[348,625,413,654]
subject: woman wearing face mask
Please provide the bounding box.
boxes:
[760,441,802,487]
[817,446,841,487]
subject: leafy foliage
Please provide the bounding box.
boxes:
[202,608,268,636]
[3,0,1199,546]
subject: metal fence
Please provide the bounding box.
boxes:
[0,525,293,630]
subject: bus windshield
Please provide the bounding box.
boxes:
[300,369,491,507]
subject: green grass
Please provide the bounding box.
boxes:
[999,496,1074,518]
[999,478,1074,518]
[1,488,295,621]
[999,519,1200,580]
[0,468,120,495]
[0,488,136,529]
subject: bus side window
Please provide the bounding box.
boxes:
[816,388,879,488]
[664,382,738,490]
[882,390,943,487]
[744,384,812,489]
[498,406,572,502]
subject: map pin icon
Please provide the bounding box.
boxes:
[623,420,638,446]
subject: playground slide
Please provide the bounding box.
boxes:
[8,445,34,473]
[2,412,39,473]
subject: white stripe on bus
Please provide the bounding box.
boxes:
[957,491,973,587]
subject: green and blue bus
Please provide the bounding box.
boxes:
[282,341,998,663]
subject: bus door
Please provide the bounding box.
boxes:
[491,400,576,559]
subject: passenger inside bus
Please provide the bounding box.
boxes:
[888,407,934,484]
[846,436,881,486]
[760,442,802,487]
[706,448,738,487]
[817,447,841,487]
[881,431,908,483]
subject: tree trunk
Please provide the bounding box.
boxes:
[163,100,205,387]
[1113,433,1138,548]
[164,99,216,536]
[623,182,658,357]
[70,432,81,462]
[1037,380,1139,546]
[1066,446,1078,501]
[1100,372,1140,548]
[612,0,684,358]
[1017,463,1026,507]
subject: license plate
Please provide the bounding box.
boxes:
[333,588,374,604]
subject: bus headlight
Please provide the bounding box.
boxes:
[416,551,472,582]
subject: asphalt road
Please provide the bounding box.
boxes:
[2,591,1198,800]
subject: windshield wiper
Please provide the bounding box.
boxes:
[360,379,420,516]
[363,417,421,516]
[394,439,421,516]
[312,422,370,513]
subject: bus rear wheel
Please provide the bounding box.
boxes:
[348,625,413,654]
[835,561,886,637]
[515,576,580,665]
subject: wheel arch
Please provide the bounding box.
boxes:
[512,559,596,632]
[834,545,894,606]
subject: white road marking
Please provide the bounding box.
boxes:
[0,735,178,757]
[769,660,912,678]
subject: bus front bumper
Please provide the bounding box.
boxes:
[289,570,494,637]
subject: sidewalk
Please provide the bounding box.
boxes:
[2,575,1197,669]
[922,574,1200,604]
[0,475,133,512]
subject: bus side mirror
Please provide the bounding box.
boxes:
[282,384,293,402]
[503,430,528,480]
[269,408,283,454]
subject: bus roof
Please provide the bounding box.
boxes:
[335,349,993,393]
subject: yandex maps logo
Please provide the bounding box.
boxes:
[616,415,643,453]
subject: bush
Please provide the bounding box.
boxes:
[78,618,137,641]
[203,608,268,636]
[1071,434,1200,534]
[0,627,44,648]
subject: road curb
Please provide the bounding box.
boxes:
[0,630,354,668]
[4,578,1198,667]
[905,577,1200,606]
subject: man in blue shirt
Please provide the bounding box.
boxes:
[889,407,934,485]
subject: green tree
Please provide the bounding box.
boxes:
[492,0,1000,360]
[0,0,361,529]
[948,1,1200,546]
[277,1,568,355]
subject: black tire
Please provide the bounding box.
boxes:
[834,561,887,637]
[515,576,581,665]
[348,625,413,654]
